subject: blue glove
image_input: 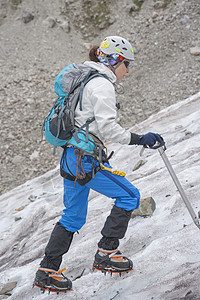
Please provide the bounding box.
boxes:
[137,132,164,148]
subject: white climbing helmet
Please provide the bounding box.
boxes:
[99,36,134,61]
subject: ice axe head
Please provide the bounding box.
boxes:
[140,141,166,156]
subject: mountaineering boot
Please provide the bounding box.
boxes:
[33,268,72,293]
[93,248,133,274]
[93,206,133,274]
[33,222,74,293]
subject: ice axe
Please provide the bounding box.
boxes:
[140,143,200,230]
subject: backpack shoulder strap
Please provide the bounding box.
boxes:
[79,72,112,111]
[76,72,111,145]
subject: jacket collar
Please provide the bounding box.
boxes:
[83,61,116,83]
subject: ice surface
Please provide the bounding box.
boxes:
[0,92,200,300]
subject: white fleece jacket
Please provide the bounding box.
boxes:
[74,61,131,145]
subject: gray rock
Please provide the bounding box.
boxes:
[60,21,70,33]
[43,17,56,28]
[152,12,159,19]
[129,5,140,13]
[132,159,147,171]
[83,43,92,50]
[12,155,24,165]
[28,194,37,202]
[153,1,165,9]
[48,17,56,28]
[15,205,27,212]
[131,197,156,218]
[0,282,17,295]
[184,130,192,136]
[22,10,34,24]
[190,46,200,56]
[181,15,190,23]
[65,0,75,4]
[99,21,110,30]
[30,150,39,160]
[108,16,115,25]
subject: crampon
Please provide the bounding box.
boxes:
[93,248,133,276]
[33,267,72,294]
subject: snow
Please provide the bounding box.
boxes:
[0,92,200,300]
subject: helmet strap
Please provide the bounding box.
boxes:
[106,57,116,73]
[112,60,125,72]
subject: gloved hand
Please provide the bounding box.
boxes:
[137,132,164,148]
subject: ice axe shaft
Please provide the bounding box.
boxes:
[158,146,200,229]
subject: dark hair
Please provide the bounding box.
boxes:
[89,45,99,62]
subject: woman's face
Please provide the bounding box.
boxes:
[115,61,130,81]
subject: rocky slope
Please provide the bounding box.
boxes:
[0,0,199,195]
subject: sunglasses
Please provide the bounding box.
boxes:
[124,61,130,68]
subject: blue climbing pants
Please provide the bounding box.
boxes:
[59,147,140,233]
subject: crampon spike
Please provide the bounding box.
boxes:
[33,282,71,294]
[93,264,133,276]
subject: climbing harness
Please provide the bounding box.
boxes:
[74,149,86,185]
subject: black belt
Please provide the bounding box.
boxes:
[60,166,101,186]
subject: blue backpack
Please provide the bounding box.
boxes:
[44,63,108,155]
